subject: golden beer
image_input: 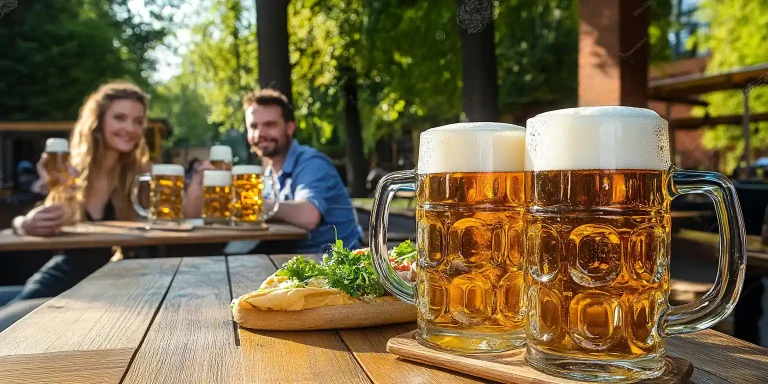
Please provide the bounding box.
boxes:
[525,169,670,362]
[210,145,233,170]
[524,107,746,382]
[231,165,264,225]
[202,170,232,224]
[148,164,184,224]
[371,122,528,354]
[417,171,526,352]
[44,138,71,190]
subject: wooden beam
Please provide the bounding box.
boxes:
[669,113,768,130]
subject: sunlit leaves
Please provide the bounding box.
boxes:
[693,0,768,172]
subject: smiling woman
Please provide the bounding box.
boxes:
[5,82,161,308]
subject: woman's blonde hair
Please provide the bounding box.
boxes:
[47,81,150,221]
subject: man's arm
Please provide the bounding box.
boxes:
[183,161,213,218]
[264,199,320,230]
[267,153,341,231]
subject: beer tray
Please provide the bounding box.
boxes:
[387,331,693,384]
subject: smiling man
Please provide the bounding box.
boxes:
[242,88,361,253]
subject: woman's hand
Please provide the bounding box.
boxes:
[16,203,67,237]
[33,153,79,195]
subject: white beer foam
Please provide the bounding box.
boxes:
[525,106,671,171]
[210,145,233,162]
[232,165,263,175]
[417,122,526,173]
[45,138,69,153]
[153,164,184,176]
[203,170,232,187]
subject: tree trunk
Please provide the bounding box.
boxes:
[341,67,368,198]
[458,0,499,121]
[256,0,293,103]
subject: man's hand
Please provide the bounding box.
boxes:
[184,161,215,218]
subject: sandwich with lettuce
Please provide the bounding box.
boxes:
[232,239,418,330]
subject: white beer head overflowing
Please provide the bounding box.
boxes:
[525,106,671,171]
[418,122,526,174]
[152,164,184,176]
[210,145,233,162]
[203,170,232,187]
[45,138,69,153]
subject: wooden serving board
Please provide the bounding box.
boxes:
[85,220,195,232]
[233,297,417,331]
[387,331,693,384]
[191,220,269,231]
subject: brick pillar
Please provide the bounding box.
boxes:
[578,0,650,107]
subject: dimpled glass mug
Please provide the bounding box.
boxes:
[523,107,747,382]
[371,122,529,354]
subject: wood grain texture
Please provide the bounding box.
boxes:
[122,257,245,384]
[0,258,180,356]
[0,348,133,384]
[234,297,416,331]
[387,331,692,384]
[339,324,489,384]
[668,329,768,384]
[0,222,306,252]
[229,255,371,384]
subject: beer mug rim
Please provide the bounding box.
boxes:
[45,138,69,153]
[524,106,671,172]
[152,164,184,176]
[210,145,233,161]
[417,122,525,175]
[232,165,263,175]
[203,170,232,186]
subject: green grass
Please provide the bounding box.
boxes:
[352,197,415,211]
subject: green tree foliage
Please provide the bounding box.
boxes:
[150,75,218,147]
[692,0,768,172]
[0,0,168,121]
[496,0,578,115]
[179,0,258,133]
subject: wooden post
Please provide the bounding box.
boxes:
[578,0,650,107]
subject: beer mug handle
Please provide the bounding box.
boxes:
[261,172,280,221]
[131,173,152,218]
[663,168,747,336]
[370,169,417,305]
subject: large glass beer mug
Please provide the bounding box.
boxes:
[231,165,279,226]
[43,137,72,191]
[523,107,746,381]
[371,123,527,353]
[210,145,233,170]
[131,164,185,225]
[202,170,232,225]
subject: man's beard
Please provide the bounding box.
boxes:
[254,135,289,158]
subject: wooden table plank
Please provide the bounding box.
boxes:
[668,329,768,384]
[0,258,180,355]
[123,257,244,384]
[229,255,371,384]
[0,222,307,252]
[339,324,488,384]
[0,348,133,384]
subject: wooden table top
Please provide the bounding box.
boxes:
[1,255,766,383]
[0,222,307,252]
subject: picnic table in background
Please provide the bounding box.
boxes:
[0,254,766,383]
[0,222,307,253]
